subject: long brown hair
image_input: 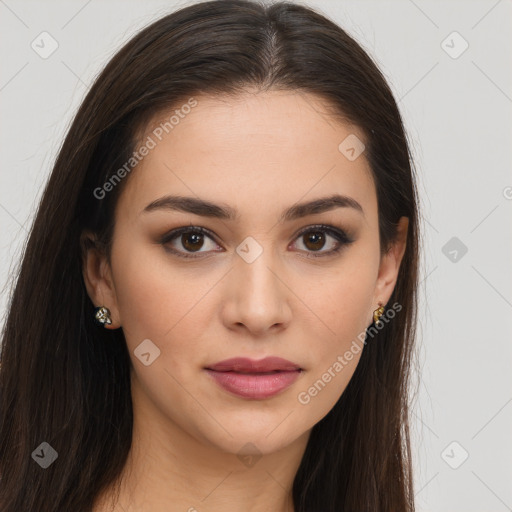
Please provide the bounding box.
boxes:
[0,1,420,510]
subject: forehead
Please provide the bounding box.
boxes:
[118,90,377,223]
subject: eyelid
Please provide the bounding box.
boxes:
[159,223,354,259]
[159,225,219,247]
[290,224,354,259]
[293,224,353,244]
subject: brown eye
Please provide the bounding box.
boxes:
[292,225,353,258]
[160,224,354,260]
[302,231,327,252]
[181,232,205,252]
[160,227,220,258]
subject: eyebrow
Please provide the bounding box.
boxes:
[142,193,364,222]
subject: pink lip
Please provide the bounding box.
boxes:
[205,356,301,373]
[204,357,303,400]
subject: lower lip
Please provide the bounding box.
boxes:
[204,369,302,399]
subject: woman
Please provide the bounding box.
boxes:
[0,0,420,510]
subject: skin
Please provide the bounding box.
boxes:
[83,89,408,512]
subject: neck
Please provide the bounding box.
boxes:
[93,375,310,512]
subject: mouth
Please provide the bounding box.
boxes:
[204,368,302,400]
[203,357,303,400]
[206,369,302,375]
[204,356,302,373]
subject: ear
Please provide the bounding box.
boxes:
[373,216,409,311]
[80,230,121,329]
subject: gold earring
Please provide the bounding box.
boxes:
[373,301,385,326]
[93,306,112,327]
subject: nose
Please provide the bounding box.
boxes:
[221,247,292,337]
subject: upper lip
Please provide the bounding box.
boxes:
[205,356,301,373]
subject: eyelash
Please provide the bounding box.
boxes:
[159,224,354,260]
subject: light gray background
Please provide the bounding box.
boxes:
[1,1,511,510]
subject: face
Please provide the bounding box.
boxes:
[83,90,407,457]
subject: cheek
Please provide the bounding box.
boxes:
[306,256,377,341]
[110,239,198,345]
[110,239,226,377]
[296,262,376,408]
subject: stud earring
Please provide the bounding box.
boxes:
[373,301,385,327]
[93,306,112,327]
